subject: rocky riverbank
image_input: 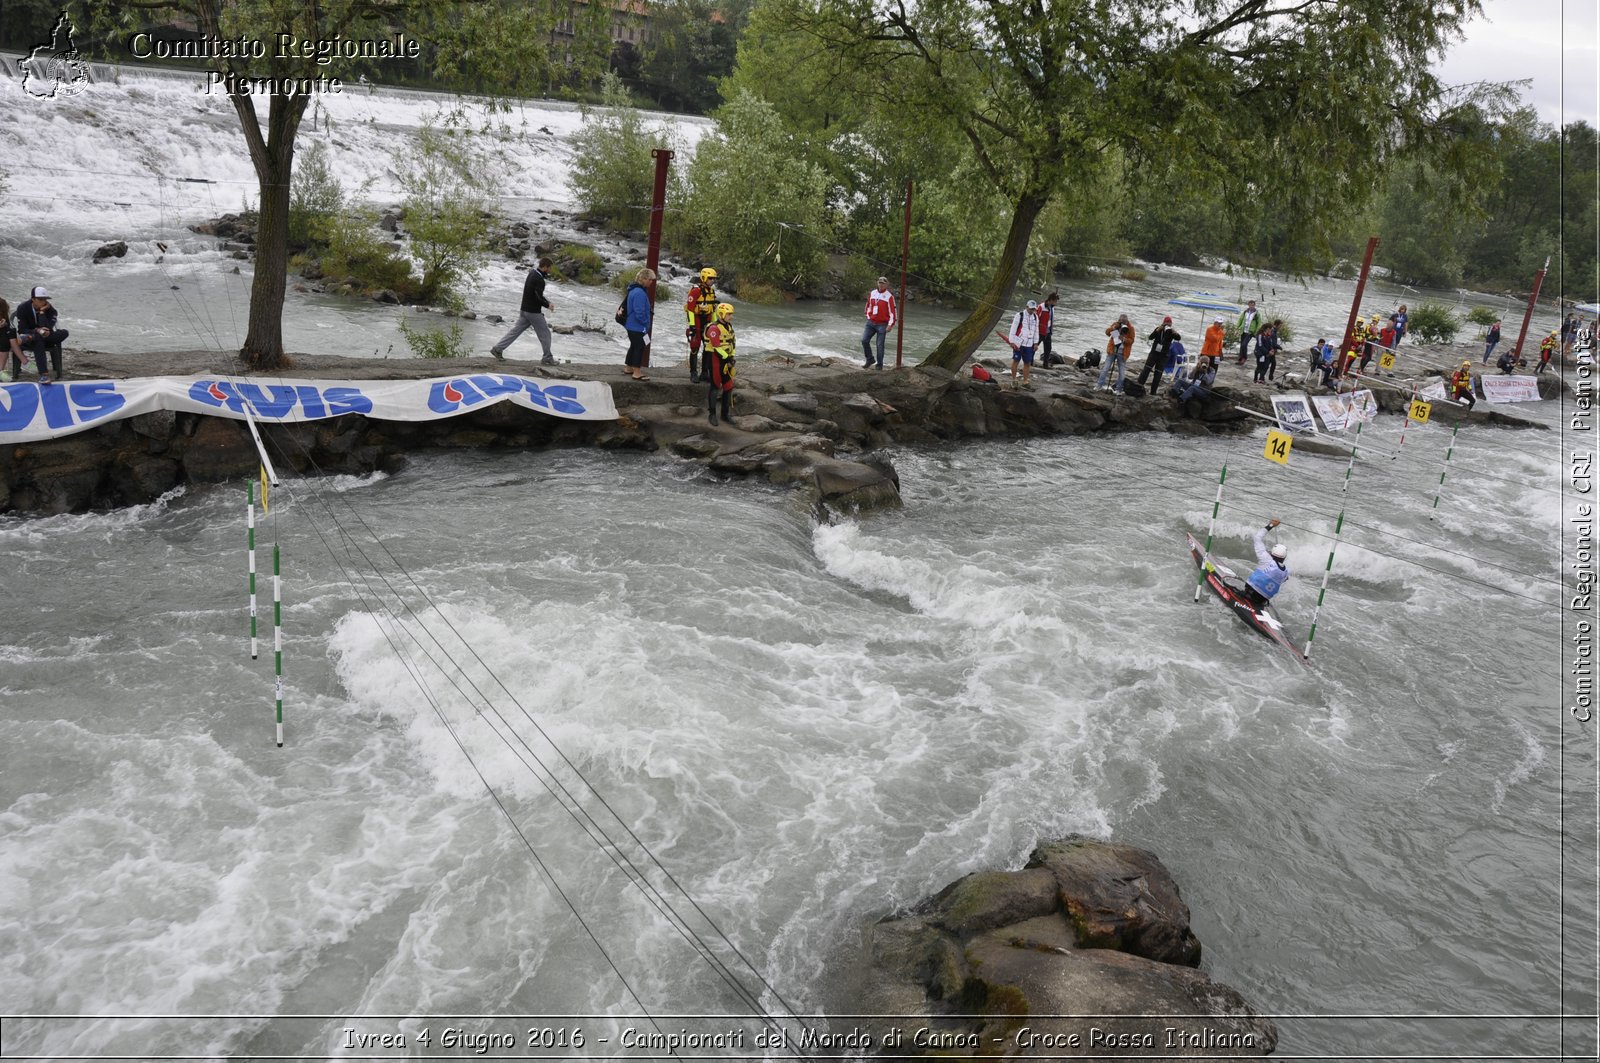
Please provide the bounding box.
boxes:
[0,341,1556,515]
[831,836,1278,1058]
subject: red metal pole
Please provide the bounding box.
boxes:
[1510,257,1549,363]
[896,179,913,369]
[1339,237,1379,370]
[644,148,673,365]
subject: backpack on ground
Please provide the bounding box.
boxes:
[1076,349,1101,370]
[971,362,993,382]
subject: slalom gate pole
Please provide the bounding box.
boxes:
[247,480,258,660]
[1195,463,1227,602]
[273,543,283,748]
[1302,421,1363,661]
[1430,423,1461,516]
[1392,384,1418,460]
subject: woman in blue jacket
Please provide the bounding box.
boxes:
[623,268,656,381]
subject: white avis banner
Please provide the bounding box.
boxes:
[0,374,618,444]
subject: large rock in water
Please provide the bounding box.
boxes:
[835,836,1277,1058]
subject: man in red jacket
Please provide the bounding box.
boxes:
[861,276,896,369]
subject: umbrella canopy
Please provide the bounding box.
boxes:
[1168,292,1241,313]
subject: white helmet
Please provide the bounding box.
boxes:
[1270,544,1288,561]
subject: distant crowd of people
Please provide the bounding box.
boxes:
[474,259,1592,431]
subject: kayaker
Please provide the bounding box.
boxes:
[1243,519,1289,610]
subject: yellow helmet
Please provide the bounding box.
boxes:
[1460,360,1471,368]
[700,268,718,282]
[716,302,734,321]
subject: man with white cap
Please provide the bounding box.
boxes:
[1005,299,1041,385]
[1243,518,1290,610]
[14,286,67,384]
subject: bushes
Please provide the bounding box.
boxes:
[680,90,830,291]
[395,126,492,309]
[552,243,607,285]
[608,265,672,301]
[288,141,343,251]
[318,209,418,298]
[569,74,674,230]
[1405,302,1460,344]
[398,315,469,359]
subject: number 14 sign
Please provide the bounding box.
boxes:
[1264,430,1293,465]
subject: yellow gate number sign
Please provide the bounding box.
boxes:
[1408,399,1432,424]
[1264,430,1293,465]
[1379,351,1397,369]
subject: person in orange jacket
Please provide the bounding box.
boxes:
[1200,316,1226,367]
[684,267,718,382]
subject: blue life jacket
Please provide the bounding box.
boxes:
[1247,562,1286,599]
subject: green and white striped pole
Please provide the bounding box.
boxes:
[1194,463,1227,601]
[1302,426,1362,661]
[247,481,258,659]
[1429,423,1461,517]
[273,543,283,748]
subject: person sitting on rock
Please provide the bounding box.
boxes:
[0,299,24,381]
[703,302,736,426]
[1169,357,1216,403]
[1496,347,1519,375]
[14,286,66,384]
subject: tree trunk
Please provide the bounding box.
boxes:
[921,189,1052,371]
[237,94,310,372]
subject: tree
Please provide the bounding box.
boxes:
[87,0,610,369]
[680,90,831,288]
[747,0,1508,370]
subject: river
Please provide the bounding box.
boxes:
[0,60,1593,1062]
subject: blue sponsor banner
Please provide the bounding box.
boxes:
[0,374,617,443]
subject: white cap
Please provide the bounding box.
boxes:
[1270,544,1288,560]
[31,286,49,299]
[1214,316,1223,323]
[1026,300,1038,309]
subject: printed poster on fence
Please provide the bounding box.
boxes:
[1348,389,1378,424]
[1311,394,1350,432]
[1270,393,1316,435]
[0,374,620,444]
[1479,375,1542,404]
[1419,379,1447,402]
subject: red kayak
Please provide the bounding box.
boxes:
[1186,533,1307,664]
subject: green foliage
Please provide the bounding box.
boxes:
[680,90,830,290]
[1467,305,1499,328]
[636,0,743,113]
[398,315,469,359]
[1120,267,1147,282]
[737,0,1515,368]
[287,141,344,251]
[1405,302,1461,344]
[395,125,492,308]
[318,209,418,297]
[552,243,608,285]
[733,282,783,305]
[569,74,677,229]
[1376,161,1475,288]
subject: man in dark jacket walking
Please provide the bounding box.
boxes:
[491,257,556,364]
[15,286,67,384]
